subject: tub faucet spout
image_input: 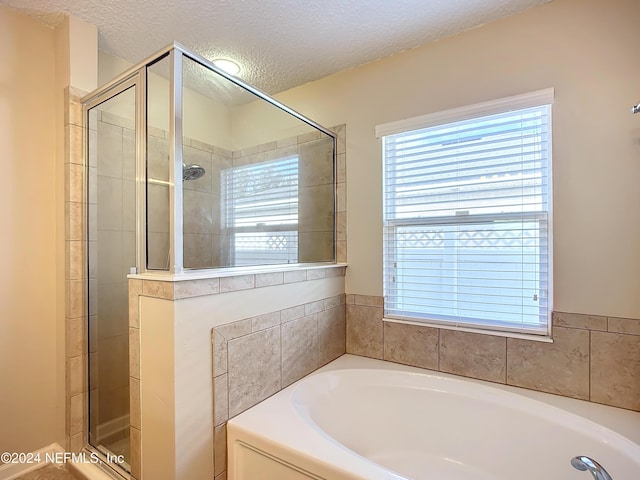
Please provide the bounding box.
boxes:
[571,456,613,480]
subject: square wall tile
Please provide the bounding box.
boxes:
[507,326,589,400]
[383,321,438,370]
[282,315,318,387]
[228,326,281,417]
[553,312,607,331]
[346,305,383,359]
[439,329,506,384]
[318,306,346,366]
[591,331,640,410]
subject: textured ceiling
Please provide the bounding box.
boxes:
[2,0,552,95]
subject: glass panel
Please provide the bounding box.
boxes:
[181,54,335,268]
[87,84,136,469]
[146,55,171,270]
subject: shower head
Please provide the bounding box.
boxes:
[633,102,640,114]
[183,164,206,181]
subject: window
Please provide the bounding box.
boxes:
[221,156,299,266]
[378,89,553,335]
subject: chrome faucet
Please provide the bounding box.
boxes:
[571,456,613,480]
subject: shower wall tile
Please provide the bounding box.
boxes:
[173,278,220,299]
[282,314,319,387]
[122,180,136,232]
[147,135,170,182]
[297,131,321,144]
[228,325,281,417]
[130,427,141,479]
[147,183,170,233]
[66,316,87,358]
[251,311,281,331]
[212,288,347,479]
[214,424,227,476]
[96,122,124,178]
[299,231,334,263]
[346,304,383,359]
[101,110,135,130]
[67,354,87,397]
[344,295,640,411]
[66,202,84,241]
[64,89,89,452]
[142,280,174,300]
[66,279,85,319]
[97,176,123,231]
[130,377,140,429]
[318,306,346,366]
[383,322,439,370]
[65,88,83,127]
[220,274,255,293]
[284,269,307,284]
[214,374,228,426]
[607,316,640,335]
[281,304,306,323]
[299,139,333,187]
[184,233,214,269]
[337,182,346,213]
[70,393,85,436]
[552,311,607,331]
[147,232,170,270]
[65,163,84,204]
[440,330,506,384]
[129,327,140,380]
[507,326,590,399]
[66,124,84,166]
[128,279,143,328]
[183,190,216,234]
[96,231,122,284]
[591,331,640,410]
[326,267,346,278]
[304,299,325,315]
[66,241,84,280]
[122,128,136,181]
[255,272,284,288]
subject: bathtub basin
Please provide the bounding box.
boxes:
[227,355,640,480]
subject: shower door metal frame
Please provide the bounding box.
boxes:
[82,71,145,478]
[84,42,338,277]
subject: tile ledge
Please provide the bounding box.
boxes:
[128,263,347,282]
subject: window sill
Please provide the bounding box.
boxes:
[383,316,553,343]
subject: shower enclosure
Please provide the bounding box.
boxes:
[83,43,336,473]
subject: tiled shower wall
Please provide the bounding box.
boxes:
[232,130,336,263]
[146,125,341,270]
[346,295,640,411]
[65,87,88,452]
[212,289,347,479]
[90,110,135,449]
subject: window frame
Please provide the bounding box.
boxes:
[377,89,554,338]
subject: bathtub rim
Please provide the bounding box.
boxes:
[227,354,640,480]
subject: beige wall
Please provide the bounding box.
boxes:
[246,0,640,319]
[0,7,58,453]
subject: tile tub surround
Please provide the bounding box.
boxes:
[346,296,640,412]
[129,264,346,480]
[212,294,347,479]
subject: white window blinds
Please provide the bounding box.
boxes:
[381,93,552,335]
[222,156,299,266]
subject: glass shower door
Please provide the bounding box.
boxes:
[87,84,137,470]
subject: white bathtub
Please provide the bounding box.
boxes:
[227,355,640,480]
